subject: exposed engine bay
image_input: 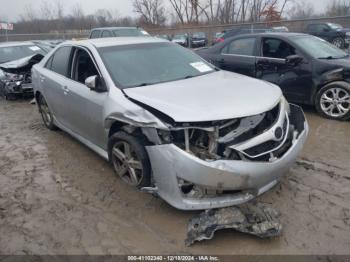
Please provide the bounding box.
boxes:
[156,98,299,163]
[0,54,44,99]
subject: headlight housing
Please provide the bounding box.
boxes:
[4,72,23,82]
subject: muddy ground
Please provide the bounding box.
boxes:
[0,98,349,255]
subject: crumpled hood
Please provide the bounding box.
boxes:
[0,54,44,73]
[124,71,282,122]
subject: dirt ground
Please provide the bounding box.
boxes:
[0,98,349,255]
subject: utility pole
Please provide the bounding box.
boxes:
[5,16,9,42]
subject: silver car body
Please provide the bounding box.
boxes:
[32,37,308,210]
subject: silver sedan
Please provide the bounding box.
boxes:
[32,37,308,210]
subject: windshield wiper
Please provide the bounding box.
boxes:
[132,82,153,87]
[318,56,336,60]
[318,55,348,59]
[184,75,196,79]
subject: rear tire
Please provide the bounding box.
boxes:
[315,82,350,121]
[108,132,151,188]
[37,94,57,130]
[332,37,345,49]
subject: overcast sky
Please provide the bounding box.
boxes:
[0,0,335,22]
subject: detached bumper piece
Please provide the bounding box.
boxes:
[185,202,282,246]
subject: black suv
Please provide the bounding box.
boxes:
[305,23,350,49]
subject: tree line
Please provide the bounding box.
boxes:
[2,0,350,34]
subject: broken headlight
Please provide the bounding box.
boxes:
[3,72,23,83]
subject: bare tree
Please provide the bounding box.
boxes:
[40,1,53,20]
[325,0,350,16]
[133,0,166,25]
[288,1,315,19]
[71,3,85,31]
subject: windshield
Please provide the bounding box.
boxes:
[113,28,149,37]
[0,45,46,64]
[99,42,215,88]
[328,23,343,30]
[290,35,348,59]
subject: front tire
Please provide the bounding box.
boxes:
[38,94,57,130]
[332,37,345,49]
[108,132,151,188]
[315,82,350,120]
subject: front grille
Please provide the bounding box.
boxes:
[244,117,288,156]
[226,103,280,146]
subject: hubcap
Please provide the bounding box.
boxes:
[320,87,350,118]
[112,141,143,186]
[40,97,52,126]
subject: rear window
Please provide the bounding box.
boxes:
[101,30,112,38]
[222,38,256,56]
[50,46,72,77]
[90,30,101,39]
[113,28,149,37]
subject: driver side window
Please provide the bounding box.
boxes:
[262,38,296,59]
[72,48,99,85]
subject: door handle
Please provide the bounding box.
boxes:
[40,75,45,82]
[62,86,70,94]
[217,58,225,66]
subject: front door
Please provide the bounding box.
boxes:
[64,47,108,149]
[256,37,313,103]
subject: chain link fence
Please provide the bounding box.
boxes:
[1,15,350,44]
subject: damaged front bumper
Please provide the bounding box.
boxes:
[146,104,308,210]
[2,81,34,96]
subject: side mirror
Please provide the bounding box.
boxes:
[286,55,303,66]
[85,75,107,92]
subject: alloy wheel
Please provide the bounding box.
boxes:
[320,87,350,118]
[332,38,344,48]
[111,141,144,186]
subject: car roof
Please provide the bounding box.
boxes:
[0,41,36,47]
[91,27,139,31]
[68,37,167,48]
[233,32,308,38]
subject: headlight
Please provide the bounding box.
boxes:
[281,96,290,115]
[4,72,23,82]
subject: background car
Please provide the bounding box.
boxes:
[0,42,47,100]
[171,33,189,47]
[213,27,275,45]
[155,34,171,41]
[89,27,150,39]
[191,32,208,48]
[305,22,350,49]
[197,32,350,120]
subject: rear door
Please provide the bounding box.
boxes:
[256,37,313,103]
[217,36,257,77]
[40,46,73,128]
